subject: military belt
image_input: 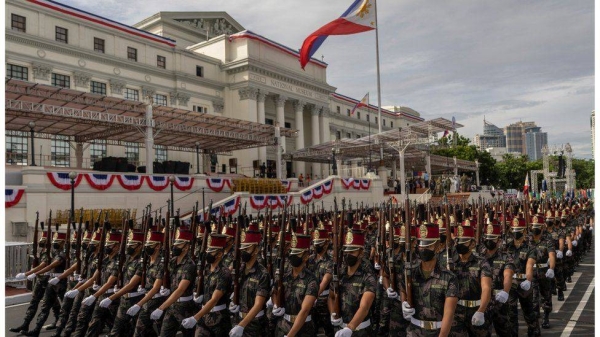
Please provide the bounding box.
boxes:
[210,304,227,312]
[512,273,527,280]
[177,295,193,302]
[284,314,311,323]
[410,317,442,330]
[152,293,164,299]
[535,263,548,268]
[342,319,371,331]
[457,299,481,307]
[239,310,265,319]
[127,290,146,298]
[320,289,330,296]
[105,288,115,294]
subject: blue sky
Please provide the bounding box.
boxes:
[69,0,595,158]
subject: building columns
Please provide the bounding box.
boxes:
[145,103,154,174]
[294,100,306,177]
[310,106,321,179]
[238,87,259,173]
[319,108,331,177]
[275,95,287,154]
[257,91,267,166]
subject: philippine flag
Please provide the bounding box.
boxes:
[351,93,369,115]
[299,0,377,69]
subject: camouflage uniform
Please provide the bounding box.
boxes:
[64,252,99,337]
[275,268,318,337]
[400,263,459,337]
[20,250,52,331]
[484,248,515,337]
[159,255,196,337]
[31,250,68,333]
[506,241,540,337]
[383,250,408,337]
[196,261,232,337]
[223,247,235,269]
[531,233,555,320]
[51,251,80,337]
[235,261,270,336]
[546,226,565,295]
[335,262,377,337]
[134,258,165,337]
[450,253,493,337]
[82,254,120,337]
[563,221,576,281]
[307,252,334,337]
[108,256,143,337]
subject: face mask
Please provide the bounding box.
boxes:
[418,248,436,262]
[82,243,89,250]
[440,234,447,243]
[546,222,553,227]
[289,254,304,267]
[71,244,78,250]
[88,244,97,252]
[315,245,325,254]
[144,246,156,256]
[483,240,497,250]
[126,246,137,255]
[456,243,470,255]
[241,249,253,263]
[399,244,406,251]
[533,228,542,236]
[53,243,61,250]
[514,232,524,240]
[205,252,217,264]
[39,243,45,248]
[392,243,400,250]
[104,246,114,255]
[344,254,359,267]
[172,246,183,257]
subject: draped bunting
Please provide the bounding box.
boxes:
[360,179,371,190]
[205,178,230,192]
[249,195,293,210]
[146,176,170,191]
[84,173,115,190]
[313,185,323,199]
[117,175,144,191]
[281,180,292,192]
[322,180,333,194]
[6,189,25,208]
[301,190,314,205]
[250,195,268,210]
[47,172,83,190]
[174,177,195,191]
[222,196,240,216]
[341,177,370,190]
[341,177,354,189]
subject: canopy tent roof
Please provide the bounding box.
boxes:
[5,78,296,153]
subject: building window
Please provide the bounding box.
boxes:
[153,94,167,106]
[390,121,394,128]
[346,109,350,116]
[357,111,361,120]
[336,106,341,114]
[52,135,70,167]
[265,118,274,125]
[336,131,341,140]
[285,122,291,129]
[55,26,68,43]
[94,37,105,53]
[366,114,370,122]
[124,142,139,163]
[6,64,28,81]
[6,131,28,165]
[51,73,70,88]
[346,132,351,139]
[155,145,167,162]
[375,117,378,125]
[157,55,166,69]
[124,88,139,101]
[90,140,106,166]
[127,47,137,61]
[90,81,106,95]
[383,119,386,126]
[356,135,361,139]
[196,66,204,77]
[11,14,26,32]
[193,105,208,113]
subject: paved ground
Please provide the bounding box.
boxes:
[5,246,594,336]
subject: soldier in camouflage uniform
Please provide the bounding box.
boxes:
[545,209,566,301]
[482,220,515,337]
[449,221,493,337]
[266,226,291,337]
[563,209,576,283]
[530,213,556,329]
[10,232,56,334]
[381,224,410,337]
[506,216,540,337]
[151,229,197,337]
[128,230,166,337]
[228,226,270,337]
[221,225,236,269]
[75,231,122,337]
[558,210,574,285]
[101,231,144,337]
[307,227,334,337]
[400,223,458,337]
[273,234,318,337]
[22,232,68,337]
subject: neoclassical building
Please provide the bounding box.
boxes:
[6,0,423,177]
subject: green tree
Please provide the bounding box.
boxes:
[572,158,595,188]
[430,141,498,187]
[495,154,529,190]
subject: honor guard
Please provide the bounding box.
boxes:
[530,213,556,329]
[545,209,566,301]
[307,227,334,337]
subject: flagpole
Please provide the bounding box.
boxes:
[368,92,372,172]
[374,0,384,168]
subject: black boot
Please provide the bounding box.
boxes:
[45,322,58,330]
[542,312,551,329]
[9,323,29,333]
[22,328,41,337]
[50,327,63,337]
[567,276,572,283]
[558,289,565,301]
[552,288,557,295]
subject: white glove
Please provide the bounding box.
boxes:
[386,287,398,299]
[194,294,204,304]
[66,289,79,298]
[99,298,112,308]
[127,304,141,316]
[335,327,353,337]
[181,316,197,329]
[229,325,244,337]
[471,311,485,326]
[92,284,100,291]
[266,297,273,308]
[572,240,578,247]
[546,268,555,279]
[495,290,509,303]
[330,314,343,327]
[272,305,285,317]
[27,273,37,281]
[374,262,381,270]
[578,234,581,240]
[556,251,563,259]
[378,276,383,285]
[566,250,573,257]
[150,309,164,320]
[82,295,97,306]
[159,287,171,297]
[49,277,60,285]
[229,302,240,314]
[402,301,415,320]
[520,280,531,291]
[15,273,26,280]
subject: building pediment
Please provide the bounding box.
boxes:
[136,12,244,40]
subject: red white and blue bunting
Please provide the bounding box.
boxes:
[300,190,314,205]
[222,196,241,216]
[341,178,371,190]
[84,173,115,190]
[146,176,170,191]
[47,172,83,190]
[174,177,195,191]
[341,177,355,189]
[250,195,293,210]
[360,179,371,190]
[206,178,230,192]
[6,188,25,208]
[313,185,324,199]
[117,175,145,191]
[250,195,268,210]
[322,180,334,194]
[281,180,292,192]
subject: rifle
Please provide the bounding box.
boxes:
[140,205,152,289]
[444,197,452,271]
[388,200,397,292]
[65,210,73,272]
[330,197,345,320]
[47,211,53,259]
[190,202,199,262]
[232,205,243,310]
[75,208,83,276]
[196,200,213,297]
[32,211,40,268]
[404,197,412,306]
[274,200,289,308]
[116,214,130,289]
[163,202,171,290]
[266,208,274,282]
[96,212,109,286]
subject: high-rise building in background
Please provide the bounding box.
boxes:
[473,118,506,151]
[524,126,548,160]
[591,110,595,159]
[504,121,537,154]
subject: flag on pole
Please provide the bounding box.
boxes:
[523,174,530,197]
[441,130,450,138]
[351,93,369,115]
[299,0,377,69]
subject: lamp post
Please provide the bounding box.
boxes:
[195,141,200,174]
[29,121,36,166]
[69,171,77,224]
[169,175,176,215]
[332,147,338,176]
